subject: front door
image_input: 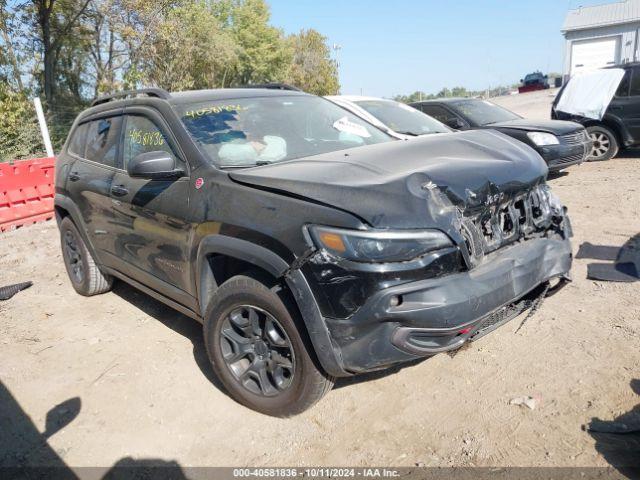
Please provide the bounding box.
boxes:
[107,108,195,307]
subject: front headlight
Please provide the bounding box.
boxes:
[308,226,453,263]
[527,132,559,146]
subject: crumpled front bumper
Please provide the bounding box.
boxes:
[324,236,572,374]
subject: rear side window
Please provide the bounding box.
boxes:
[122,116,178,168]
[85,117,123,168]
[67,123,88,156]
[616,70,631,97]
[629,68,640,96]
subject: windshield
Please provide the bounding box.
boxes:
[451,100,521,126]
[353,99,450,136]
[177,95,392,167]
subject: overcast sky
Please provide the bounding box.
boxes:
[269,0,610,97]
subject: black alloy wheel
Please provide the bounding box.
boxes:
[220,305,296,396]
[63,228,85,284]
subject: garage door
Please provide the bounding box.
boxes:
[570,37,620,75]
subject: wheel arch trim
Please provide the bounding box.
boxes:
[54,194,104,266]
[196,235,348,376]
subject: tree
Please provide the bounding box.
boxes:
[285,29,339,95]
[0,84,44,161]
[0,0,24,90]
[138,1,238,90]
[31,0,92,105]
[228,0,290,85]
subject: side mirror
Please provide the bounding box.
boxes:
[445,117,466,130]
[127,151,184,179]
[520,79,523,83]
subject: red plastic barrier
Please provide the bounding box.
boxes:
[0,157,55,232]
[518,84,548,94]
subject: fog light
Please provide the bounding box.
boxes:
[389,295,402,307]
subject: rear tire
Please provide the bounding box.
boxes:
[586,125,619,161]
[59,217,113,296]
[203,275,334,417]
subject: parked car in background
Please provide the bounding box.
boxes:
[55,87,573,416]
[519,71,550,94]
[412,98,591,172]
[552,62,640,161]
[326,95,451,139]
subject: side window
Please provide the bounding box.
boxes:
[616,70,631,97]
[629,68,640,97]
[85,117,123,168]
[68,123,88,156]
[420,105,458,125]
[122,116,178,169]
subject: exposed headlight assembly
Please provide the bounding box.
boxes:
[527,132,559,146]
[308,226,453,263]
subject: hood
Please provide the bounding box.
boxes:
[229,129,547,231]
[486,119,583,135]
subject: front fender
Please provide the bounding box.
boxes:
[196,235,348,377]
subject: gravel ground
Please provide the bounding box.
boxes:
[1,92,639,470]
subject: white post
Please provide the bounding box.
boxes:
[33,97,54,158]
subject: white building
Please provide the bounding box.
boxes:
[563,0,640,76]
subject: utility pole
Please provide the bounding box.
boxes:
[333,43,342,93]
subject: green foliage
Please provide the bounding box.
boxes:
[285,29,339,95]
[394,84,520,103]
[0,85,45,162]
[225,0,291,85]
[139,2,239,90]
[0,0,340,159]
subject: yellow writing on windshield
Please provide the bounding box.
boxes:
[184,104,244,119]
[128,129,165,147]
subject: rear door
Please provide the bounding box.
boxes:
[607,66,640,144]
[64,113,123,260]
[108,107,196,306]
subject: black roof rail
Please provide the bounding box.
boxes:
[237,83,302,92]
[91,88,172,107]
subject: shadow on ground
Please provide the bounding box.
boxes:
[587,379,640,478]
[111,282,228,394]
[0,380,188,478]
[112,281,431,394]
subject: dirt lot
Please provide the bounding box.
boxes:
[1,92,639,470]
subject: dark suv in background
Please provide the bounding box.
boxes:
[552,62,640,161]
[412,98,591,172]
[56,87,573,416]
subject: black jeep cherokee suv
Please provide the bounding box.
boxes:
[55,87,573,416]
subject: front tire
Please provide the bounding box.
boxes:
[59,217,113,296]
[587,125,619,161]
[203,275,334,417]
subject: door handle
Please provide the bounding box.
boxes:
[68,171,80,181]
[111,185,129,197]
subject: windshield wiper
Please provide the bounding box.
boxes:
[220,160,273,169]
[394,130,418,136]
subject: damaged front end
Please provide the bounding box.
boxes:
[231,130,573,374]
[299,181,573,374]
